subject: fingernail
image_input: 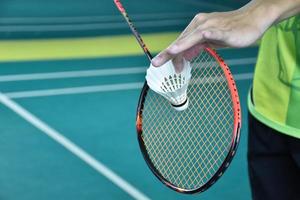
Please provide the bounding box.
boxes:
[152,56,161,67]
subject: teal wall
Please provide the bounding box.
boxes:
[0,0,249,39]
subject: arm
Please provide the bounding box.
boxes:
[151,0,300,67]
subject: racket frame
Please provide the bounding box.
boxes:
[136,48,241,194]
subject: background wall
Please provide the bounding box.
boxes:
[0,0,249,38]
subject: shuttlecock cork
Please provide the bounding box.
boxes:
[146,58,191,111]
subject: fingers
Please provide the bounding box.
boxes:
[183,43,206,61]
[152,29,205,67]
[172,54,184,73]
[151,49,174,67]
[151,13,209,67]
[169,29,206,54]
[151,12,235,67]
[178,13,208,39]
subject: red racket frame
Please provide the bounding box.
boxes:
[136,47,241,194]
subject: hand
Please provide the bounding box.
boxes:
[151,5,273,68]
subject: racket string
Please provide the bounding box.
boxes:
[144,97,231,186]
[142,50,234,189]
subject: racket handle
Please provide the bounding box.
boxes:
[114,0,153,61]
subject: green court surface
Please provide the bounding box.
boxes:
[0,0,257,199]
[0,47,257,200]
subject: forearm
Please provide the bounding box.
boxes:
[241,0,300,28]
[274,0,300,21]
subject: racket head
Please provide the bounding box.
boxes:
[136,47,241,194]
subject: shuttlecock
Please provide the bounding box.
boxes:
[146,59,191,111]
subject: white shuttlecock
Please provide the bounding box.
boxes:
[146,59,192,111]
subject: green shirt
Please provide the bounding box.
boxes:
[248,16,300,138]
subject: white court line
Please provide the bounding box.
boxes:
[0,67,147,82]
[6,83,144,99]
[0,92,150,200]
[233,73,254,80]
[226,57,256,66]
[190,73,254,84]
[173,0,232,10]
[0,57,256,82]
[5,73,253,99]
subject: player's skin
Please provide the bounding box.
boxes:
[151,0,300,69]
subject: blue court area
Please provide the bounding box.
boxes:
[0,47,257,200]
[0,0,256,199]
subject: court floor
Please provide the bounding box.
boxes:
[0,45,257,200]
